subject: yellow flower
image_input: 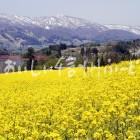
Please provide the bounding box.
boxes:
[93,132,101,139]
[0,60,139,139]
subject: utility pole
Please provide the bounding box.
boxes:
[133,40,137,60]
[83,47,88,72]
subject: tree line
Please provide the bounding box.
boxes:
[25,39,140,70]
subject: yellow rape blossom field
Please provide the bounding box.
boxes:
[0,60,140,140]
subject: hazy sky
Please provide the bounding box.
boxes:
[0,0,139,26]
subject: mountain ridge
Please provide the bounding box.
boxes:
[0,13,140,51]
[1,13,139,33]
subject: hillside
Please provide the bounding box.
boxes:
[0,13,140,52]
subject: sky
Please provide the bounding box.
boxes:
[0,0,139,26]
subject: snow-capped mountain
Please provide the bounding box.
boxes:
[0,13,35,26]
[0,13,140,51]
[33,15,107,31]
[0,13,140,34]
[0,13,107,30]
[104,24,140,35]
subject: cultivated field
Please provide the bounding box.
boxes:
[0,61,140,140]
